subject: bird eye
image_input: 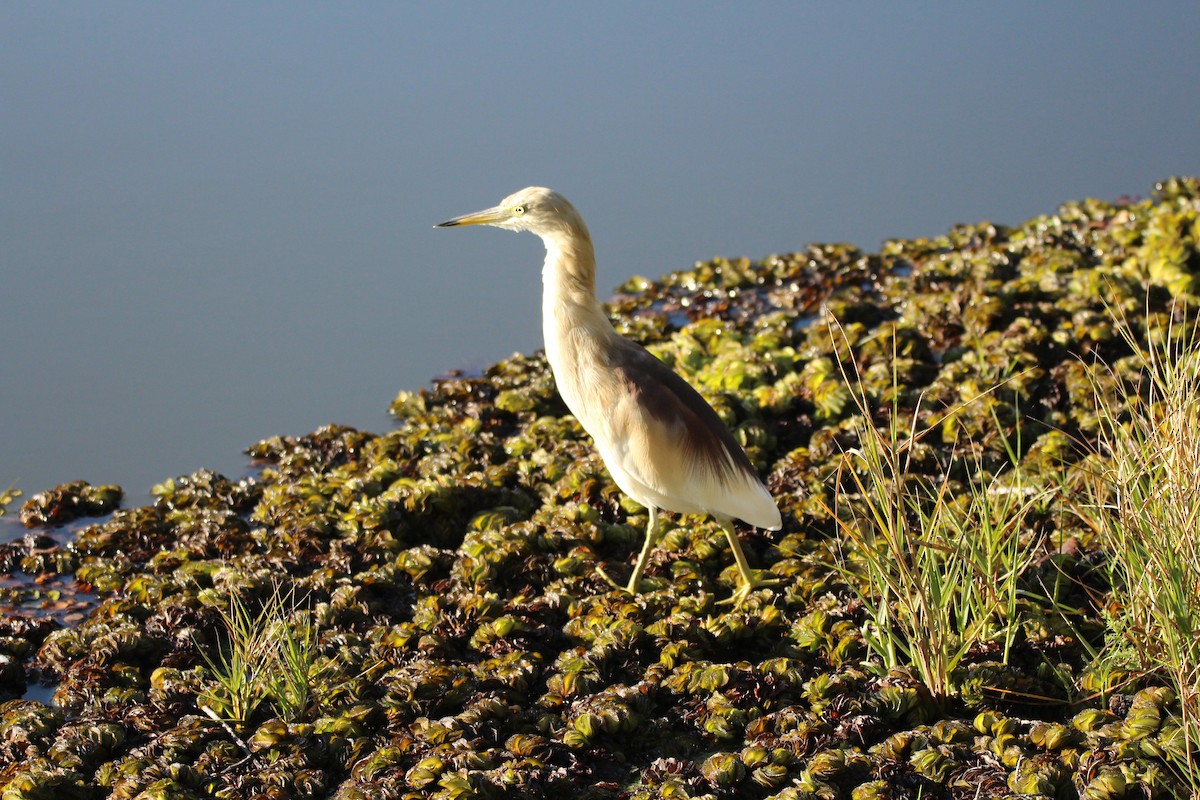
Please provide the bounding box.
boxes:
[514,205,526,214]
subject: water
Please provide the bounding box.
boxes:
[0,517,25,546]
[2,4,1197,502]
[21,682,58,707]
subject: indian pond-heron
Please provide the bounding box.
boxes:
[437,187,782,604]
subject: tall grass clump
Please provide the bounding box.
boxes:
[1083,305,1200,786]
[195,583,318,726]
[828,322,1046,703]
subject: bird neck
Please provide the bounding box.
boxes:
[540,225,617,375]
[540,227,603,319]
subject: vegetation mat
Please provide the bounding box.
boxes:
[3,178,1200,799]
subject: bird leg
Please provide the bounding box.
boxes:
[718,519,779,607]
[625,505,661,593]
[597,506,660,594]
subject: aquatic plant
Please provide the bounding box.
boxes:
[17,481,121,528]
[0,484,20,518]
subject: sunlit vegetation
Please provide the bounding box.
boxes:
[0,178,1198,798]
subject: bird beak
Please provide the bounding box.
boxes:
[435,205,509,228]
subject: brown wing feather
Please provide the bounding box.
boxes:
[607,337,758,486]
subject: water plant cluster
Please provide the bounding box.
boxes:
[1,178,1199,799]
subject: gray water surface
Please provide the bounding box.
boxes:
[3,3,1198,501]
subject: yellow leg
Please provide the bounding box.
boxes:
[717,519,779,606]
[597,506,659,594]
[625,505,660,593]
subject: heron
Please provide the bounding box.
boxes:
[437,187,781,605]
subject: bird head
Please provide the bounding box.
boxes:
[436,187,584,237]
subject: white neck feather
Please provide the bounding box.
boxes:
[539,228,614,372]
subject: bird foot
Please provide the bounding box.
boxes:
[717,572,781,607]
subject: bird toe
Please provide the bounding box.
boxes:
[718,571,780,607]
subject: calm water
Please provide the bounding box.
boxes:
[3,4,1198,502]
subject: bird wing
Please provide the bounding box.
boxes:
[599,337,770,503]
[553,324,780,529]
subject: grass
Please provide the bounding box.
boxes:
[824,303,1200,782]
[826,321,1050,704]
[1079,303,1200,789]
[265,597,319,722]
[195,582,318,726]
